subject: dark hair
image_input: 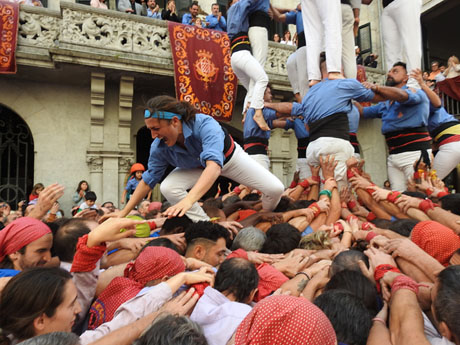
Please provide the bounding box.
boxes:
[0,267,72,342]
[434,266,460,342]
[101,201,114,208]
[314,290,372,345]
[330,250,369,276]
[214,258,259,302]
[388,219,419,237]
[31,183,44,195]
[185,221,230,245]
[139,238,180,255]
[261,223,301,254]
[370,218,392,229]
[76,180,90,193]
[393,61,407,71]
[0,246,26,269]
[431,60,439,66]
[402,191,425,199]
[84,191,97,202]
[18,332,80,345]
[202,198,223,209]
[273,196,295,212]
[144,210,160,219]
[160,215,193,236]
[242,193,261,202]
[292,200,315,209]
[439,194,460,215]
[190,0,199,7]
[133,314,207,345]
[325,270,378,316]
[53,219,92,262]
[145,96,197,123]
[222,195,241,207]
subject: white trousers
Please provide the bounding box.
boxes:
[296,158,312,180]
[287,46,309,98]
[231,50,268,110]
[301,0,342,81]
[341,4,356,79]
[381,0,422,73]
[433,141,460,180]
[387,149,432,192]
[306,137,354,189]
[249,153,271,170]
[160,144,284,221]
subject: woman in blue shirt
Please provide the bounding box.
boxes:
[117,96,284,222]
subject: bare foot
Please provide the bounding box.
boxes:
[328,72,345,80]
[253,109,270,131]
[309,80,320,87]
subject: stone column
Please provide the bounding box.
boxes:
[118,156,133,207]
[87,156,103,198]
[119,76,134,150]
[268,128,296,186]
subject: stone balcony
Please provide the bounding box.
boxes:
[17,2,385,91]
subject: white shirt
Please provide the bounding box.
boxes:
[423,312,455,345]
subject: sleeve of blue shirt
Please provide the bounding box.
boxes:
[338,79,376,103]
[264,108,277,129]
[196,117,226,168]
[401,88,424,105]
[284,118,294,131]
[291,102,303,116]
[182,13,191,24]
[142,140,171,188]
[206,14,219,29]
[285,11,296,25]
[362,104,384,119]
[219,15,227,30]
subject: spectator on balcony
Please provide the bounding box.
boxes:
[90,0,108,10]
[162,0,180,22]
[355,46,363,65]
[205,3,226,31]
[118,0,142,15]
[273,33,281,43]
[143,0,161,19]
[18,0,43,7]
[182,1,203,27]
[280,30,294,46]
[444,56,460,79]
[428,61,441,81]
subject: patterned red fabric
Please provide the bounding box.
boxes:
[0,0,18,74]
[168,22,237,121]
[227,248,249,261]
[437,76,460,102]
[70,234,106,273]
[0,217,51,262]
[88,246,185,329]
[374,264,401,293]
[411,221,460,266]
[235,295,337,345]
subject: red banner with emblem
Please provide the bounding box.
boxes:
[168,21,237,122]
[438,76,460,102]
[0,0,19,74]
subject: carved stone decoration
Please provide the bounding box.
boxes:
[18,11,60,48]
[132,22,170,58]
[119,156,134,174]
[61,8,132,52]
[86,155,103,173]
[265,44,294,76]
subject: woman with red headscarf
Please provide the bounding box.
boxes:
[234,295,337,345]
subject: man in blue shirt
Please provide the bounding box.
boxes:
[144,0,161,19]
[205,3,226,31]
[362,62,431,191]
[182,1,203,26]
[264,54,408,187]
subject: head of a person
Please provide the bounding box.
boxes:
[167,0,175,10]
[235,295,337,345]
[147,0,156,9]
[211,3,219,15]
[440,64,446,73]
[133,314,207,345]
[138,200,151,216]
[263,84,273,103]
[84,191,97,207]
[101,201,115,212]
[439,194,460,216]
[314,290,372,345]
[325,269,378,316]
[231,226,266,252]
[184,221,229,267]
[139,237,180,255]
[0,217,53,270]
[432,266,460,344]
[32,183,45,196]
[261,223,301,254]
[386,62,408,87]
[273,33,280,42]
[214,258,259,303]
[189,1,199,16]
[0,267,81,341]
[330,250,369,276]
[383,180,391,188]
[144,96,198,147]
[53,218,96,263]
[76,180,89,193]
[17,332,80,345]
[203,206,226,222]
[431,60,439,72]
[222,195,241,207]
[388,219,419,237]
[410,221,460,267]
[423,71,430,80]
[148,201,163,212]
[283,30,291,41]
[299,231,332,250]
[194,17,202,26]
[159,215,193,236]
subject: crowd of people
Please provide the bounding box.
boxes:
[2,0,460,344]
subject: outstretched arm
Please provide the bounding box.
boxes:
[264,102,294,115]
[363,82,409,103]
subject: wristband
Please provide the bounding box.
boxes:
[289,180,298,189]
[233,186,242,195]
[372,318,387,326]
[346,214,358,222]
[347,200,357,209]
[436,191,448,198]
[308,203,321,217]
[362,222,373,231]
[365,231,377,242]
[334,221,344,231]
[366,211,376,222]
[148,220,157,230]
[391,275,419,295]
[319,189,332,199]
[425,188,434,197]
[311,175,321,183]
[386,191,402,203]
[374,264,401,293]
[365,184,376,195]
[299,179,310,189]
[419,199,436,213]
